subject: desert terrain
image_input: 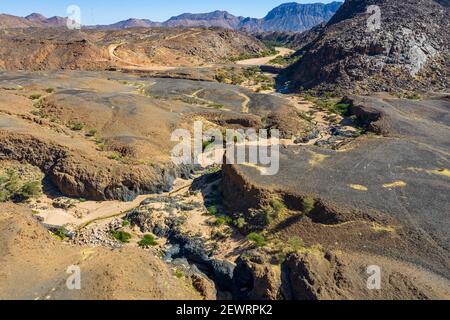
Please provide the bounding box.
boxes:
[0,0,449,301]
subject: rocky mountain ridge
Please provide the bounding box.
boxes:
[283,0,450,94]
[0,2,343,33]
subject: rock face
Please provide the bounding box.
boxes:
[284,0,450,94]
[282,250,450,300]
[164,11,243,29]
[255,23,327,49]
[162,3,342,33]
[241,2,343,33]
[0,131,181,201]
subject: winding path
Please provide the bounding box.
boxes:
[236,47,294,66]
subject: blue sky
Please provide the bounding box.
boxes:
[1,1,337,25]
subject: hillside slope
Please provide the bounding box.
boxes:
[283,0,450,94]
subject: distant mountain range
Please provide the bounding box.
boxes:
[0,13,72,29]
[0,2,343,33]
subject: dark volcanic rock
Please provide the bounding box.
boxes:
[221,95,450,278]
[284,0,450,94]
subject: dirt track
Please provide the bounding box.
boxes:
[236,47,294,66]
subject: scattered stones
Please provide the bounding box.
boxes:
[72,219,123,248]
[52,197,79,210]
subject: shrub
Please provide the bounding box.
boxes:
[110,230,132,243]
[85,128,97,137]
[209,103,224,109]
[214,215,232,226]
[207,205,218,216]
[0,169,42,202]
[122,219,131,227]
[46,88,55,94]
[234,217,246,229]
[406,92,422,100]
[53,227,67,240]
[68,121,85,131]
[107,152,122,161]
[332,103,351,116]
[247,232,267,247]
[302,197,315,214]
[271,198,287,216]
[288,237,305,251]
[29,94,42,100]
[174,269,185,279]
[138,234,158,247]
[18,180,42,199]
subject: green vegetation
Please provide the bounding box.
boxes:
[29,94,42,100]
[261,198,287,225]
[52,227,67,240]
[234,217,246,229]
[269,54,302,67]
[406,92,422,100]
[107,151,123,161]
[288,237,305,251]
[395,91,422,100]
[0,169,43,202]
[95,137,106,151]
[271,198,287,215]
[46,88,55,94]
[174,269,185,279]
[138,234,158,248]
[122,219,131,227]
[110,230,132,243]
[67,121,85,131]
[229,48,278,62]
[302,197,315,214]
[214,215,233,226]
[247,232,268,248]
[215,66,274,90]
[207,205,218,216]
[209,103,224,109]
[331,103,352,116]
[261,40,286,49]
[85,128,98,137]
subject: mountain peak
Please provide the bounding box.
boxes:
[25,13,47,22]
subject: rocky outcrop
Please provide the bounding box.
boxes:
[234,251,281,300]
[0,131,186,201]
[0,27,266,71]
[284,0,450,94]
[281,250,449,300]
[0,203,203,300]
